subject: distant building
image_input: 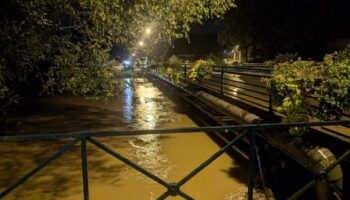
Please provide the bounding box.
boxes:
[224,45,242,64]
[168,55,182,63]
[177,54,195,63]
[168,54,195,64]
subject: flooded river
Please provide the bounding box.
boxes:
[0,78,248,200]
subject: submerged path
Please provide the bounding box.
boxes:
[0,78,248,200]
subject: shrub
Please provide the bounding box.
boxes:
[189,59,214,83]
[266,59,319,136]
[159,62,183,83]
[315,46,350,120]
[263,53,298,67]
[265,45,350,135]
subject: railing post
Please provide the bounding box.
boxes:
[81,137,89,200]
[268,92,273,115]
[220,65,224,95]
[248,129,256,200]
[315,171,329,200]
[184,63,187,82]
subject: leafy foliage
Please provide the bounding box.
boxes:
[316,45,350,120]
[266,59,319,135]
[159,62,183,83]
[266,45,350,135]
[0,0,236,126]
[263,53,298,67]
[189,59,214,83]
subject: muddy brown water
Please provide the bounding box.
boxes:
[0,78,248,200]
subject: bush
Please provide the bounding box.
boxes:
[263,53,298,67]
[189,59,214,83]
[265,44,350,135]
[159,62,183,83]
[316,46,350,120]
[266,59,319,136]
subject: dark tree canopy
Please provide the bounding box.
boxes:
[0,0,236,124]
[218,0,350,61]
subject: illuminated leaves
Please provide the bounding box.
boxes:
[0,0,236,124]
[316,45,350,120]
[266,45,350,128]
[189,59,214,83]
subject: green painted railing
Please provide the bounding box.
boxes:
[0,121,349,200]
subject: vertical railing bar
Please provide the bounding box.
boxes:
[220,65,224,95]
[255,145,268,200]
[184,63,187,82]
[248,129,256,200]
[0,138,79,199]
[81,137,89,200]
[268,92,273,115]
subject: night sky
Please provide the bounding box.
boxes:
[169,0,350,60]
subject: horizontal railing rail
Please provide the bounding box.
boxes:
[1,120,349,200]
[1,121,349,142]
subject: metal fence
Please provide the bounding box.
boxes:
[0,121,349,200]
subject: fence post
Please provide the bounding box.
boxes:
[220,66,224,95]
[81,138,89,200]
[184,63,187,82]
[268,92,273,115]
[248,129,256,200]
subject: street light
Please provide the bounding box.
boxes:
[145,28,151,35]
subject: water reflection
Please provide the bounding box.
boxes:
[123,78,171,181]
[123,78,134,124]
[0,77,247,199]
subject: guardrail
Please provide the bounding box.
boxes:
[1,121,349,200]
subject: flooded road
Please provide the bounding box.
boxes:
[0,78,248,200]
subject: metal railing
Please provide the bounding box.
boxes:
[0,121,349,200]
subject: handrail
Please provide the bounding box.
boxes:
[0,121,349,200]
[1,121,349,142]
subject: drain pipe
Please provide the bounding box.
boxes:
[304,146,343,200]
[196,91,262,124]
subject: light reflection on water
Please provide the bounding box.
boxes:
[0,77,248,200]
[123,78,134,124]
[123,78,172,181]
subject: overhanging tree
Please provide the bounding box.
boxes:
[0,0,236,126]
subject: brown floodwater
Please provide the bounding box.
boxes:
[0,78,248,200]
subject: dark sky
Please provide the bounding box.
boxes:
[166,20,225,59]
[169,0,350,60]
[190,21,224,35]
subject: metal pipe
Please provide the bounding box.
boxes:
[196,91,262,124]
[304,147,344,200]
